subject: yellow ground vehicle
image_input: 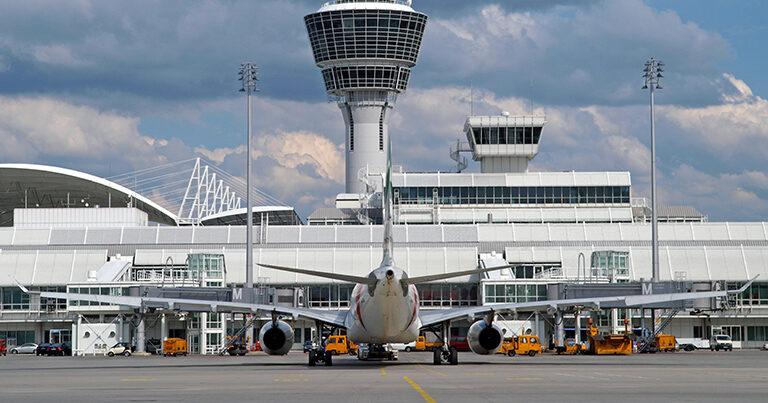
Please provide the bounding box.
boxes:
[655,334,676,352]
[325,335,358,356]
[498,335,542,357]
[406,335,444,352]
[557,338,584,355]
[162,338,188,357]
[585,318,633,355]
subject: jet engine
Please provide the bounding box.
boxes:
[467,319,504,355]
[258,320,294,355]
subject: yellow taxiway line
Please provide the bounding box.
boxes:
[403,375,436,403]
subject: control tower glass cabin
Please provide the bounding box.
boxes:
[305,0,428,193]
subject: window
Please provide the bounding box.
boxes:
[484,283,548,304]
[394,186,631,206]
[417,284,478,307]
[2,287,30,310]
[206,313,221,329]
[747,326,768,341]
[308,284,355,308]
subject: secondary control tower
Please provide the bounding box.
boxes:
[305,0,427,193]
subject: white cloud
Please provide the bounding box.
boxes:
[662,73,768,159]
[0,96,169,169]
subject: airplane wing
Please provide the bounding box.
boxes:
[36,290,348,327]
[419,276,757,328]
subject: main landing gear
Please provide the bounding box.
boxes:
[308,349,333,367]
[431,321,458,366]
[308,320,335,367]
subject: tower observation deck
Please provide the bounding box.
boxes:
[305,0,427,193]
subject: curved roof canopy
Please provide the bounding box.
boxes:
[0,164,178,226]
[200,206,301,226]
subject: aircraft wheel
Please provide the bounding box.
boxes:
[449,347,458,366]
[324,351,333,366]
[433,349,441,365]
[308,350,316,367]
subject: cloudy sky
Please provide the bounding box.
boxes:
[1,0,768,221]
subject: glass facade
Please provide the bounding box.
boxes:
[187,254,225,280]
[0,330,35,345]
[394,186,631,206]
[417,283,478,307]
[747,326,768,341]
[306,283,478,307]
[322,65,410,93]
[590,251,630,278]
[739,282,768,306]
[305,9,427,64]
[484,284,548,304]
[68,287,130,307]
[1,287,30,310]
[308,284,354,308]
[471,126,543,145]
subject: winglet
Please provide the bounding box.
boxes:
[732,275,759,294]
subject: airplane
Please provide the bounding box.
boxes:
[25,140,756,366]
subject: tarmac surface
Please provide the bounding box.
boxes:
[1,350,767,403]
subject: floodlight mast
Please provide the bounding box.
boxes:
[239,63,258,290]
[643,57,663,335]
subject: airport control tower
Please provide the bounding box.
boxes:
[305,0,427,193]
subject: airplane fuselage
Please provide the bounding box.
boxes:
[345,265,421,344]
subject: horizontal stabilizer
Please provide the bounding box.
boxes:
[257,263,376,285]
[402,265,514,285]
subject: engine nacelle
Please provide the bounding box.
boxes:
[258,320,294,355]
[467,319,504,355]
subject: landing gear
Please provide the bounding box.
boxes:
[308,320,335,367]
[432,321,458,365]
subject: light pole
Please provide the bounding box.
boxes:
[643,57,663,335]
[239,63,258,291]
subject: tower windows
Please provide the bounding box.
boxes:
[348,105,355,151]
[379,107,386,151]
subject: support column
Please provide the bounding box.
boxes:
[136,314,146,354]
[534,311,540,337]
[160,313,168,342]
[73,314,82,356]
[200,312,208,355]
[555,310,564,348]
[574,309,582,346]
[611,308,619,334]
[117,314,125,343]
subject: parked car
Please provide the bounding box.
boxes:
[10,343,38,354]
[107,342,132,357]
[762,343,768,351]
[146,339,162,355]
[710,335,733,351]
[36,343,51,356]
[47,343,71,356]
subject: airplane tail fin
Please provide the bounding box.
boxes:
[381,133,394,266]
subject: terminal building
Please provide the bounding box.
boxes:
[1,0,767,354]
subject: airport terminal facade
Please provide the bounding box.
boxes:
[2,0,768,354]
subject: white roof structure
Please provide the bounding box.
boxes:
[0,164,178,226]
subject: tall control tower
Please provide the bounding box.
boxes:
[305,0,427,193]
